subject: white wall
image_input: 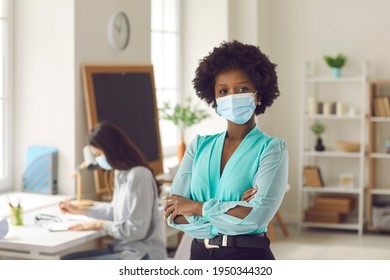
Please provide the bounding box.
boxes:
[14,0,75,194]
[14,0,151,196]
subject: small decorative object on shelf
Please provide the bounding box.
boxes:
[335,140,360,153]
[336,102,345,116]
[310,122,326,151]
[159,98,210,163]
[322,102,332,115]
[323,53,347,78]
[308,96,318,115]
[385,138,390,153]
[339,173,354,189]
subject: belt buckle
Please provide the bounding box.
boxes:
[204,238,219,249]
[204,235,228,249]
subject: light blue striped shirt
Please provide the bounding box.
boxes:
[167,126,289,239]
[87,167,167,260]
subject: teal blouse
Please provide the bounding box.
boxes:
[167,126,289,239]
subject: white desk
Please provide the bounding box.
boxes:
[0,192,178,259]
[0,192,106,259]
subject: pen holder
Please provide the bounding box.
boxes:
[9,207,23,226]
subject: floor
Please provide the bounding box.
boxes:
[270,225,390,260]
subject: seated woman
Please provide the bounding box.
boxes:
[59,121,167,260]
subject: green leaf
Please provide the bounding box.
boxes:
[323,54,347,68]
[158,97,210,130]
[310,122,326,136]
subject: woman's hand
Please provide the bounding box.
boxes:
[68,220,104,231]
[241,185,257,202]
[59,200,86,215]
[164,194,203,224]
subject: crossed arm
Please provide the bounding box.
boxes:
[164,186,258,224]
[164,136,288,238]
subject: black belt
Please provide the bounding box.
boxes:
[195,234,269,249]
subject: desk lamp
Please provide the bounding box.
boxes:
[70,146,99,207]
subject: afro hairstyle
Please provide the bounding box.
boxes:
[192,40,280,115]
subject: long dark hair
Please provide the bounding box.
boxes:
[88,121,160,193]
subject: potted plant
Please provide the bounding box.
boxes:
[311,122,326,151]
[159,97,210,162]
[323,54,347,78]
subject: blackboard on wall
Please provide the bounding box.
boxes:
[81,65,163,196]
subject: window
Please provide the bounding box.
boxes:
[151,0,180,157]
[0,0,11,190]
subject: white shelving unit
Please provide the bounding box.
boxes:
[298,62,368,236]
[366,80,390,231]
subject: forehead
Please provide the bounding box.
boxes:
[215,69,253,86]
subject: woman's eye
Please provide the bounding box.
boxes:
[218,89,228,95]
[238,87,249,93]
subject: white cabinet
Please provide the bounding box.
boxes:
[298,62,368,235]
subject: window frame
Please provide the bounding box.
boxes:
[0,0,12,191]
[151,0,181,158]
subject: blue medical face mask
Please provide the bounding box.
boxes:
[95,155,112,170]
[216,93,256,124]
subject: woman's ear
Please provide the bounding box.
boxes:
[254,91,262,106]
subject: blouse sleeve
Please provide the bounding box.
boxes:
[104,169,156,241]
[87,200,114,220]
[201,138,289,235]
[167,136,211,238]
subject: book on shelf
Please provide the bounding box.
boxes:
[373,96,381,117]
[382,96,390,117]
[303,166,324,187]
[374,95,390,117]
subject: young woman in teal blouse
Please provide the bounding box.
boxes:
[165,40,289,260]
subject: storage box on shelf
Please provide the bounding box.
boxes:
[366,80,390,232]
[304,196,355,224]
[372,206,390,230]
[305,208,347,224]
[298,62,368,235]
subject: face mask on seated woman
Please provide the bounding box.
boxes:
[95,155,112,170]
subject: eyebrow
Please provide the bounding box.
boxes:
[215,81,251,87]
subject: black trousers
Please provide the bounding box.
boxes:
[190,238,275,260]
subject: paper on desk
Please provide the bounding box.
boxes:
[40,214,94,232]
[41,222,75,232]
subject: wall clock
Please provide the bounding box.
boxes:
[107,11,130,51]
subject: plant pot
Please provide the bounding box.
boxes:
[331,67,341,78]
[177,136,186,163]
[315,137,325,152]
